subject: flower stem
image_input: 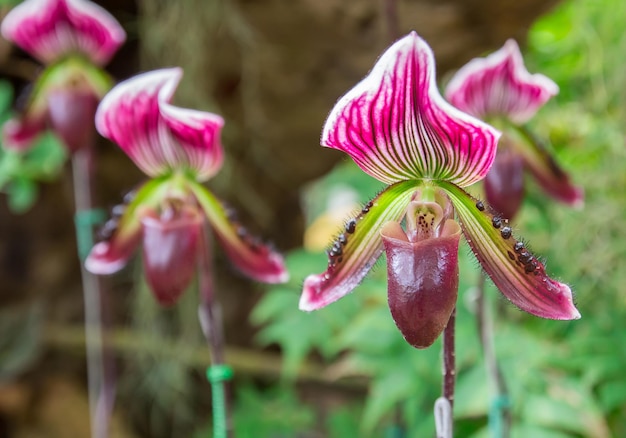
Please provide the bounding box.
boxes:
[72,145,114,438]
[382,0,399,42]
[434,307,456,438]
[442,307,456,407]
[475,274,511,438]
[435,309,456,438]
[197,225,233,438]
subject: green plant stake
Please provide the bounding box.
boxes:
[207,364,234,438]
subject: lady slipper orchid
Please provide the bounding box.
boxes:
[1,0,126,152]
[445,39,583,218]
[299,32,580,349]
[85,68,288,305]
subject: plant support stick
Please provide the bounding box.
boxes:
[72,144,113,438]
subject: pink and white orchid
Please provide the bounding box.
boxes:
[1,0,126,152]
[299,33,579,349]
[85,68,288,305]
[445,39,583,218]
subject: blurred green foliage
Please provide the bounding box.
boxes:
[249,0,626,436]
[0,80,67,213]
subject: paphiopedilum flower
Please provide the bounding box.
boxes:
[445,39,583,218]
[85,68,288,305]
[299,32,579,348]
[1,0,126,152]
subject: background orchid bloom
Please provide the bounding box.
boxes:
[445,39,583,218]
[85,68,288,305]
[1,0,126,152]
[299,32,579,348]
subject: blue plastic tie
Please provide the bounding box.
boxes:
[74,208,106,261]
[489,394,511,437]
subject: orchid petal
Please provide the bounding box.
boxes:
[445,39,558,124]
[1,0,126,66]
[95,68,225,181]
[321,31,500,187]
[483,147,525,219]
[382,215,461,349]
[511,125,584,206]
[188,180,288,284]
[439,181,580,320]
[3,57,112,151]
[2,115,46,151]
[299,180,417,311]
[85,178,169,274]
[141,206,202,306]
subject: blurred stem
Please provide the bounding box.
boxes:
[44,323,367,389]
[197,225,233,438]
[72,145,114,438]
[382,0,399,42]
[475,274,511,438]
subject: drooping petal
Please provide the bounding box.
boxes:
[85,178,170,274]
[445,39,558,124]
[321,31,500,187]
[382,214,461,349]
[510,125,583,207]
[95,68,225,181]
[438,181,580,320]
[299,180,417,311]
[483,147,525,219]
[188,180,288,284]
[2,115,46,151]
[141,206,202,306]
[1,0,126,66]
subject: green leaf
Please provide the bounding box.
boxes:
[6,176,38,213]
[0,80,14,116]
[21,132,67,179]
[230,385,315,438]
[362,370,418,433]
[521,384,609,438]
[327,404,362,438]
[0,302,43,379]
[454,364,490,419]
[598,379,626,413]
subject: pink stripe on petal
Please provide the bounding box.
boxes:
[445,39,558,124]
[300,181,416,311]
[1,0,126,66]
[95,68,225,180]
[322,32,500,187]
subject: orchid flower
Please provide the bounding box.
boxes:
[85,68,288,305]
[445,39,583,218]
[299,32,579,349]
[1,0,126,152]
